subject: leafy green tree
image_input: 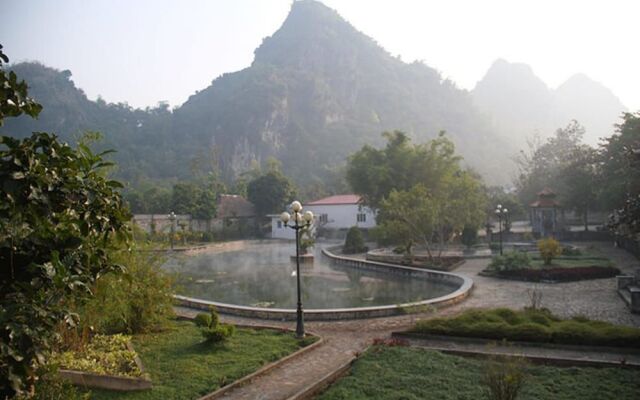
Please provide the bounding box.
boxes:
[515,121,587,206]
[0,45,42,124]
[247,162,296,216]
[599,112,640,211]
[603,112,640,237]
[375,170,486,261]
[558,146,599,231]
[0,47,131,397]
[346,131,460,209]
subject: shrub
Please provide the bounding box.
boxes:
[460,225,478,248]
[199,307,234,344]
[76,246,175,335]
[489,251,531,271]
[202,324,236,343]
[482,354,527,400]
[194,313,212,328]
[343,226,368,254]
[537,238,562,265]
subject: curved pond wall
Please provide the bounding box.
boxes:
[174,246,473,320]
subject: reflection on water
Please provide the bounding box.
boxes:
[164,241,455,309]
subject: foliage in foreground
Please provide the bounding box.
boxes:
[410,308,640,348]
[318,346,640,400]
[73,246,175,336]
[89,320,313,400]
[50,334,143,378]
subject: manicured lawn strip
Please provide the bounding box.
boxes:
[318,346,640,400]
[90,320,312,400]
[410,308,640,348]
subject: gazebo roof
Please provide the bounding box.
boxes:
[530,187,560,208]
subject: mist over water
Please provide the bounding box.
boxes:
[164,241,456,309]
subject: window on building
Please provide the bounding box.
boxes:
[357,213,366,222]
[277,221,282,229]
[320,214,328,223]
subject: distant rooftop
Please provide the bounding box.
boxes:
[305,194,362,206]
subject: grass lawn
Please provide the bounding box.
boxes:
[89,320,314,400]
[410,308,640,348]
[318,346,640,400]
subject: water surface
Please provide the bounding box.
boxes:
[164,241,456,309]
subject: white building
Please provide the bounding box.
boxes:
[270,194,376,239]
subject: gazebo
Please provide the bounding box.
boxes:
[530,188,564,237]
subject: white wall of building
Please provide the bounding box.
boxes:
[270,215,297,239]
[304,204,376,229]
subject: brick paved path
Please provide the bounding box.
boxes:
[177,242,639,399]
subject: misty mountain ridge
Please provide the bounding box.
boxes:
[0,0,627,190]
[472,58,626,146]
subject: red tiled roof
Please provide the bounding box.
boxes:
[530,198,560,208]
[305,194,362,206]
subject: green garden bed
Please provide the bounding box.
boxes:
[88,320,315,399]
[482,251,619,282]
[409,308,640,348]
[318,346,640,400]
[52,334,144,378]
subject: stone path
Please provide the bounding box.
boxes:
[177,241,639,399]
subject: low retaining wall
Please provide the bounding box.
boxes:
[365,250,464,271]
[174,247,473,321]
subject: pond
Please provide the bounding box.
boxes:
[164,241,457,310]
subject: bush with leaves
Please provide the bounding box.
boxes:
[74,245,175,335]
[460,225,478,249]
[0,46,131,397]
[489,251,532,271]
[343,226,368,254]
[198,307,235,344]
[537,238,562,265]
[482,353,528,400]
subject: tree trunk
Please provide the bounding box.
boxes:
[583,209,589,232]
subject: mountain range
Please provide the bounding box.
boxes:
[0,0,627,189]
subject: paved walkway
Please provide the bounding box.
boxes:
[177,241,639,399]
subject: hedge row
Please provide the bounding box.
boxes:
[411,308,640,348]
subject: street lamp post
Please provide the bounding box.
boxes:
[280,201,314,338]
[494,205,508,255]
[168,211,176,250]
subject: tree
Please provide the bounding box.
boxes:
[603,112,640,237]
[515,120,604,226]
[515,121,587,206]
[346,131,460,209]
[247,162,296,217]
[0,45,42,124]
[375,170,486,261]
[0,47,131,397]
[599,112,640,211]
[558,146,599,231]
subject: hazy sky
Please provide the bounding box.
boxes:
[1,0,638,110]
